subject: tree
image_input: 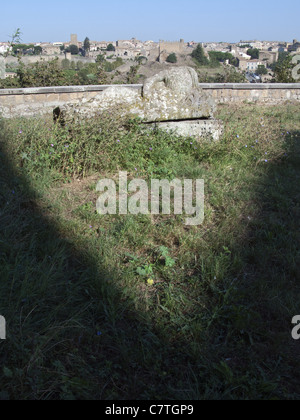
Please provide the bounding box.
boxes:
[255,65,268,76]
[273,55,295,83]
[33,46,43,55]
[106,43,115,52]
[214,66,246,83]
[96,54,106,63]
[5,28,22,57]
[126,64,140,84]
[83,37,90,56]
[191,44,209,66]
[269,51,289,71]
[69,44,79,55]
[97,64,109,84]
[17,58,67,87]
[247,48,259,59]
[166,53,177,63]
[61,58,70,70]
[136,56,147,65]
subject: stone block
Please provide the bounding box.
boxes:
[149,119,224,141]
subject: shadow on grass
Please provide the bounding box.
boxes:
[0,117,299,400]
[0,121,172,400]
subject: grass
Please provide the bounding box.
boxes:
[0,103,299,400]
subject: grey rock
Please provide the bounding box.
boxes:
[150,119,224,141]
[141,66,216,122]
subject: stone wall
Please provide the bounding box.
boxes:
[0,83,300,119]
[4,55,95,67]
[201,83,300,104]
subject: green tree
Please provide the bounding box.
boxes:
[247,48,259,59]
[269,52,289,71]
[191,44,209,66]
[166,53,177,63]
[83,37,90,56]
[273,55,295,83]
[126,64,140,84]
[214,66,246,83]
[255,65,268,75]
[33,46,43,55]
[5,28,22,57]
[136,56,147,64]
[96,54,106,63]
[61,58,70,70]
[106,44,115,52]
[97,64,109,84]
[69,44,79,55]
[17,58,67,87]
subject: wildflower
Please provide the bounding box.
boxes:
[245,145,248,148]
[97,331,102,336]
[147,279,154,286]
[51,144,54,147]
[149,147,153,151]
[19,130,22,134]
[117,140,120,143]
[265,160,268,163]
[237,135,240,138]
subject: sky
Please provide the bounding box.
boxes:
[0,0,299,44]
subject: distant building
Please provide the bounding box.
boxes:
[259,51,278,64]
[158,39,187,62]
[288,40,300,52]
[5,72,17,79]
[41,43,62,55]
[70,34,78,46]
[238,58,264,71]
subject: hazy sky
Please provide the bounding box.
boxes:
[0,0,299,43]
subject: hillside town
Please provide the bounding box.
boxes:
[0,34,300,83]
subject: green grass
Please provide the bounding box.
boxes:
[0,103,299,400]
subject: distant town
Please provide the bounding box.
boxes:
[1,34,299,84]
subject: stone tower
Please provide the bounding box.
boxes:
[70,34,78,46]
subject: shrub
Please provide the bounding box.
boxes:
[166,53,177,63]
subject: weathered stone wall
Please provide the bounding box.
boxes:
[201,83,300,104]
[0,83,300,118]
[4,55,96,67]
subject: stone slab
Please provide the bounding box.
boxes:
[149,119,224,141]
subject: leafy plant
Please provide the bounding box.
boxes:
[158,246,175,268]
